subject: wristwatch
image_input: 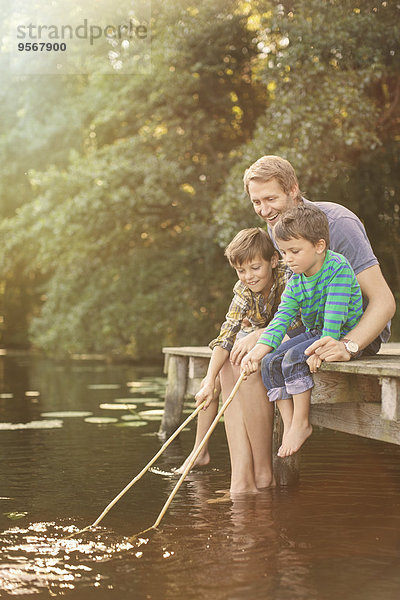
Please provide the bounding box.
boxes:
[342,338,360,359]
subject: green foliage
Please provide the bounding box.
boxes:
[215,0,400,241]
[0,0,261,357]
[213,1,400,339]
[0,0,399,355]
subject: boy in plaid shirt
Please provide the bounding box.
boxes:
[178,227,298,494]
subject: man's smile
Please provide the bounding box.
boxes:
[266,213,279,224]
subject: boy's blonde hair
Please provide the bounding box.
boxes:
[243,155,301,198]
[274,204,330,247]
[224,227,276,267]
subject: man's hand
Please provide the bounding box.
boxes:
[304,336,351,362]
[306,353,322,373]
[230,330,262,365]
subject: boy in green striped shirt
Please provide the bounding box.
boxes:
[241,204,363,458]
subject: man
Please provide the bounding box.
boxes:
[242,155,396,363]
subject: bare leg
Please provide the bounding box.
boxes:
[221,361,275,494]
[175,384,220,474]
[277,390,312,457]
[276,397,294,444]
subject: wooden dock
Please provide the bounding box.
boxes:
[159,344,400,483]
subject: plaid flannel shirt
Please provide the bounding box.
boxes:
[210,261,299,353]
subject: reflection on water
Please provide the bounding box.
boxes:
[0,354,400,599]
[1,522,135,595]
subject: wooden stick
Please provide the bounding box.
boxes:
[130,372,245,540]
[66,400,206,538]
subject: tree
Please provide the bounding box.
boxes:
[214,0,399,334]
[0,0,265,356]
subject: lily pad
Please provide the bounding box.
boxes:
[3,511,28,520]
[138,409,164,421]
[120,414,145,421]
[125,395,161,403]
[144,401,165,409]
[41,411,93,418]
[114,421,148,428]
[87,384,121,390]
[99,403,137,410]
[126,381,159,389]
[127,385,160,394]
[142,377,167,386]
[84,416,119,424]
[114,397,153,404]
[0,420,63,430]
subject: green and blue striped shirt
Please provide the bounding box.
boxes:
[258,250,363,350]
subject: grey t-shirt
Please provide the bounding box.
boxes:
[269,198,390,343]
[303,199,378,275]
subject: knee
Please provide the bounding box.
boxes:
[281,346,307,378]
[220,355,232,372]
[282,346,298,368]
[261,353,274,370]
[260,354,274,387]
[220,357,235,379]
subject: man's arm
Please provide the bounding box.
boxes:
[305,265,396,361]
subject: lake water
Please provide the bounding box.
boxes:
[0,353,400,599]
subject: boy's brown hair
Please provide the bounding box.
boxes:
[243,155,301,198]
[224,227,277,267]
[273,204,330,247]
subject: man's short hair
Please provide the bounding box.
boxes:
[224,227,276,267]
[273,204,330,247]
[243,155,300,197]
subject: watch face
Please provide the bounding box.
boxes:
[347,341,359,353]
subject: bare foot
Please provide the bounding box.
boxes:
[257,476,276,490]
[278,424,312,457]
[207,490,231,504]
[175,450,211,474]
[230,484,259,496]
[279,413,293,456]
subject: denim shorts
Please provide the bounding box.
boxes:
[260,330,321,402]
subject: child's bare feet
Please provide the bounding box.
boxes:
[256,474,276,489]
[207,490,231,504]
[175,450,210,474]
[278,423,312,457]
[257,477,276,490]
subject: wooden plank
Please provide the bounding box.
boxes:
[163,346,400,377]
[379,343,400,355]
[186,377,203,397]
[380,377,400,421]
[163,346,212,359]
[312,372,380,404]
[163,353,170,375]
[158,355,188,439]
[319,355,400,377]
[310,402,400,445]
[311,371,351,404]
[188,356,209,379]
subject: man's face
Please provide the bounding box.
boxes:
[248,178,299,227]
